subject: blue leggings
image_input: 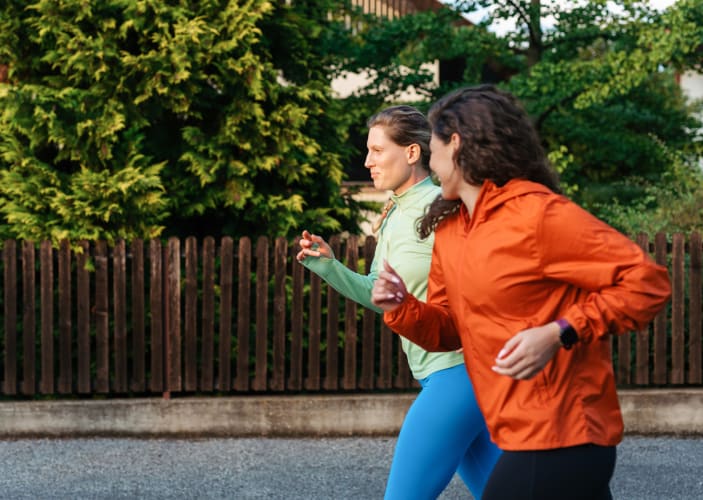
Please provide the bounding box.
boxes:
[385,364,502,500]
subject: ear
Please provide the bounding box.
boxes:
[450,133,461,152]
[406,143,421,164]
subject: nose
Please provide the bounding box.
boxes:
[364,151,373,169]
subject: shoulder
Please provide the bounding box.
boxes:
[417,182,441,206]
[501,182,563,220]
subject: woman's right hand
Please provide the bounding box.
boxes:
[296,230,333,262]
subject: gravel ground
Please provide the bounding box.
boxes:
[0,436,701,499]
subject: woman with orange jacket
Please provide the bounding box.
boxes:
[371,85,672,500]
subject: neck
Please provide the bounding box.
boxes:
[393,169,429,196]
[458,183,482,216]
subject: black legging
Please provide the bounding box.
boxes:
[482,444,616,500]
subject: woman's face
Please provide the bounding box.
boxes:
[430,133,461,200]
[365,126,416,195]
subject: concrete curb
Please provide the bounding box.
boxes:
[1,389,701,438]
[618,388,703,436]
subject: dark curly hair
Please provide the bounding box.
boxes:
[418,85,561,239]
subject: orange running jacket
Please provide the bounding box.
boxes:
[385,179,672,451]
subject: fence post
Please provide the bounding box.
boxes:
[271,237,287,392]
[200,237,215,392]
[131,239,146,393]
[253,236,269,391]
[305,270,322,391]
[324,235,341,391]
[3,240,17,395]
[95,241,109,393]
[184,237,198,392]
[635,233,650,385]
[77,241,91,394]
[689,231,702,384]
[40,241,53,395]
[21,240,35,395]
[671,233,685,384]
[343,235,359,390]
[652,233,668,384]
[235,237,252,391]
[113,240,127,393]
[289,240,304,391]
[58,240,72,394]
[149,240,164,393]
[166,237,181,394]
[360,236,377,390]
[218,237,233,392]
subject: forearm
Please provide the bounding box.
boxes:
[384,294,461,351]
[563,259,671,342]
[540,198,672,342]
[301,256,381,313]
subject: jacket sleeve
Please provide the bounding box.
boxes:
[384,241,461,351]
[537,197,672,342]
[300,255,382,313]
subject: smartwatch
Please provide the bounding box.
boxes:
[556,318,578,350]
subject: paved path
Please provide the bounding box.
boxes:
[0,436,702,499]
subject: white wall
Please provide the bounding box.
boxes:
[681,70,703,101]
[331,61,440,101]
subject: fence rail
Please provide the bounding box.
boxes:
[0,232,701,398]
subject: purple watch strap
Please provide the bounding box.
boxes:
[556,318,570,332]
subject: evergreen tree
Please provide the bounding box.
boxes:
[0,0,362,243]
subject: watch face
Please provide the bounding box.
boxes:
[560,326,578,349]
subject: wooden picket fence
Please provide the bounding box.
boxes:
[0,232,701,398]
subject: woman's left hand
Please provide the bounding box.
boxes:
[371,260,408,312]
[492,322,562,380]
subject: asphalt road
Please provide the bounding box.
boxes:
[0,436,701,499]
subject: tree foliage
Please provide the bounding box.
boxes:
[1,0,701,242]
[339,0,703,230]
[0,0,363,244]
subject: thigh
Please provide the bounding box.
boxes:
[456,425,501,500]
[385,365,489,500]
[483,445,616,500]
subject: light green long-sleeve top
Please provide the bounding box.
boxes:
[301,176,464,379]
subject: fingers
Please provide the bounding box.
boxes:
[302,230,326,248]
[492,354,536,380]
[492,325,561,380]
[297,230,328,261]
[494,365,539,380]
[371,280,404,304]
[371,260,408,311]
[496,335,519,360]
[380,260,406,296]
[299,230,315,249]
[492,340,525,378]
[309,232,325,245]
[492,331,543,379]
[295,249,307,262]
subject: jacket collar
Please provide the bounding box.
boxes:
[390,175,435,210]
[460,179,555,226]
